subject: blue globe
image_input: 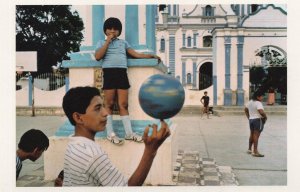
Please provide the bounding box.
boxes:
[138,74,185,119]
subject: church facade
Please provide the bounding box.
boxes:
[154,4,287,106]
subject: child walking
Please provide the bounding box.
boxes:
[95,17,160,145]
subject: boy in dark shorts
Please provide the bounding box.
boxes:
[244,91,267,157]
[200,91,210,119]
[95,17,161,145]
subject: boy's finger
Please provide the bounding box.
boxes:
[159,121,167,136]
[143,126,150,140]
[152,124,158,137]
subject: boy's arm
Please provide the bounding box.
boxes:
[127,49,161,62]
[258,109,267,123]
[244,107,249,119]
[94,34,114,61]
[127,121,170,186]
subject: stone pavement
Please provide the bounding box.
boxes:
[15,112,287,187]
[172,150,238,186]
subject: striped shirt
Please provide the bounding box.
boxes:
[63,136,127,186]
[16,156,22,180]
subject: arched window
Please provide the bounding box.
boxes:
[203,36,212,47]
[205,5,213,16]
[187,73,192,84]
[160,38,165,52]
[187,36,192,47]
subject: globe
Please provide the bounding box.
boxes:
[138,74,185,119]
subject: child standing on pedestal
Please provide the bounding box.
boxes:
[95,17,160,145]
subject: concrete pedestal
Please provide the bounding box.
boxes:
[44,122,177,185]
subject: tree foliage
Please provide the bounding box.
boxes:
[250,66,287,94]
[16,5,84,75]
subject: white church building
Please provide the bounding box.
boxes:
[154,4,287,106]
[70,4,287,107]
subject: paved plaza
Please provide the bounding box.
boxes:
[15,112,287,187]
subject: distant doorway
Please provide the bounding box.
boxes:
[199,62,212,90]
[250,45,287,104]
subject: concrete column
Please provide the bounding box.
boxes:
[182,61,186,85]
[224,36,232,106]
[29,75,33,106]
[237,36,245,106]
[213,75,217,105]
[146,5,156,52]
[92,5,105,45]
[65,77,69,92]
[192,61,197,88]
[125,5,139,47]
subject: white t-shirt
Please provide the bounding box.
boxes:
[245,100,264,119]
[63,136,127,186]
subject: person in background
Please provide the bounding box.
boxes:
[16,129,49,180]
[200,91,210,119]
[244,91,267,157]
[95,17,161,145]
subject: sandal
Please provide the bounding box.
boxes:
[247,150,252,154]
[252,152,264,157]
[107,133,124,145]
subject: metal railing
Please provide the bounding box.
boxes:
[16,73,66,91]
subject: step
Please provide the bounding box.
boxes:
[172,150,239,186]
[215,110,286,116]
[179,105,286,116]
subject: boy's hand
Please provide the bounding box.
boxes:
[143,120,170,154]
[152,55,161,64]
[262,117,267,124]
[106,34,115,43]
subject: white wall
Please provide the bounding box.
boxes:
[34,86,66,107]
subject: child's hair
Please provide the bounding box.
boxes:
[204,91,207,94]
[252,90,264,100]
[18,129,49,152]
[62,86,101,125]
[103,17,122,36]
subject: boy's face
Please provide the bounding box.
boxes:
[29,148,44,161]
[80,96,108,133]
[257,95,264,101]
[105,27,120,38]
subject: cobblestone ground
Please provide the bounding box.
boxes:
[173,150,239,186]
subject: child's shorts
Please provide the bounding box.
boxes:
[102,68,130,90]
[249,118,265,132]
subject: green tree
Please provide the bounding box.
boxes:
[250,65,287,95]
[250,66,267,87]
[16,5,84,75]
